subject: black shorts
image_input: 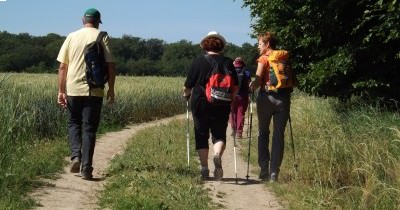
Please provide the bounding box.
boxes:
[192,97,230,150]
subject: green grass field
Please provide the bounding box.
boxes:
[0,73,186,209]
[259,92,400,209]
[99,120,211,210]
[99,89,400,209]
[1,73,399,209]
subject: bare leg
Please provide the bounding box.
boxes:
[213,140,225,156]
[198,148,209,168]
[213,140,225,180]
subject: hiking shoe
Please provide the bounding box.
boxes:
[201,168,210,180]
[213,154,223,180]
[270,172,278,183]
[70,157,81,173]
[81,172,93,180]
[259,168,269,180]
[81,167,93,180]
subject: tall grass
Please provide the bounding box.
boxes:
[101,76,186,128]
[0,73,186,209]
[2,72,399,209]
[251,91,400,209]
[0,74,69,209]
[100,90,399,209]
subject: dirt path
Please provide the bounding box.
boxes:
[203,124,283,210]
[31,114,283,210]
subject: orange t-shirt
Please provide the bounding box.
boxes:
[257,55,270,90]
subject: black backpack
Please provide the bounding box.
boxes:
[236,68,250,96]
[84,31,108,89]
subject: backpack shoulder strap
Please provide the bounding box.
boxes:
[96,31,108,43]
[203,54,216,82]
[204,54,217,66]
[204,54,232,75]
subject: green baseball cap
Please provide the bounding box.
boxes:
[84,8,102,24]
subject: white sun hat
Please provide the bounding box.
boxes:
[200,31,226,48]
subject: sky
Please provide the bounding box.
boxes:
[0,0,255,46]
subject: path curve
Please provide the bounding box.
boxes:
[31,114,284,209]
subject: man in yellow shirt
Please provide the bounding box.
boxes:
[57,8,116,180]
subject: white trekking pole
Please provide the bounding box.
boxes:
[246,91,254,181]
[232,107,238,184]
[186,99,190,167]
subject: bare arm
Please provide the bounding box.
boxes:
[183,86,192,100]
[106,62,116,104]
[57,63,68,108]
[250,62,265,91]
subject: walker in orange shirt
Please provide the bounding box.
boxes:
[250,32,292,183]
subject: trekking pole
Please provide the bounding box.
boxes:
[186,99,190,167]
[232,106,238,184]
[246,91,254,181]
[288,115,298,171]
[246,96,251,137]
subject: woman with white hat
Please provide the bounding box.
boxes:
[183,31,239,180]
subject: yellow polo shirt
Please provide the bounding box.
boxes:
[57,27,114,97]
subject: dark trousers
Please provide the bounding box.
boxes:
[256,91,290,174]
[67,96,103,173]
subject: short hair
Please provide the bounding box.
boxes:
[258,32,277,49]
[83,17,100,25]
[201,37,225,53]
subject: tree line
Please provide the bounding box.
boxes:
[1,0,399,103]
[0,31,258,76]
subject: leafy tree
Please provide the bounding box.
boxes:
[225,43,242,59]
[0,31,63,72]
[242,0,400,101]
[225,42,259,74]
[110,35,146,61]
[161,40,201,76]
[144,38,165,60]
[125,58,160,75]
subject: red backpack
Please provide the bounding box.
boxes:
[204,55,235,105]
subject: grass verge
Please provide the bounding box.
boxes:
[99,119,212,210]
[0,73,185,209]
[243,90,400,209]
